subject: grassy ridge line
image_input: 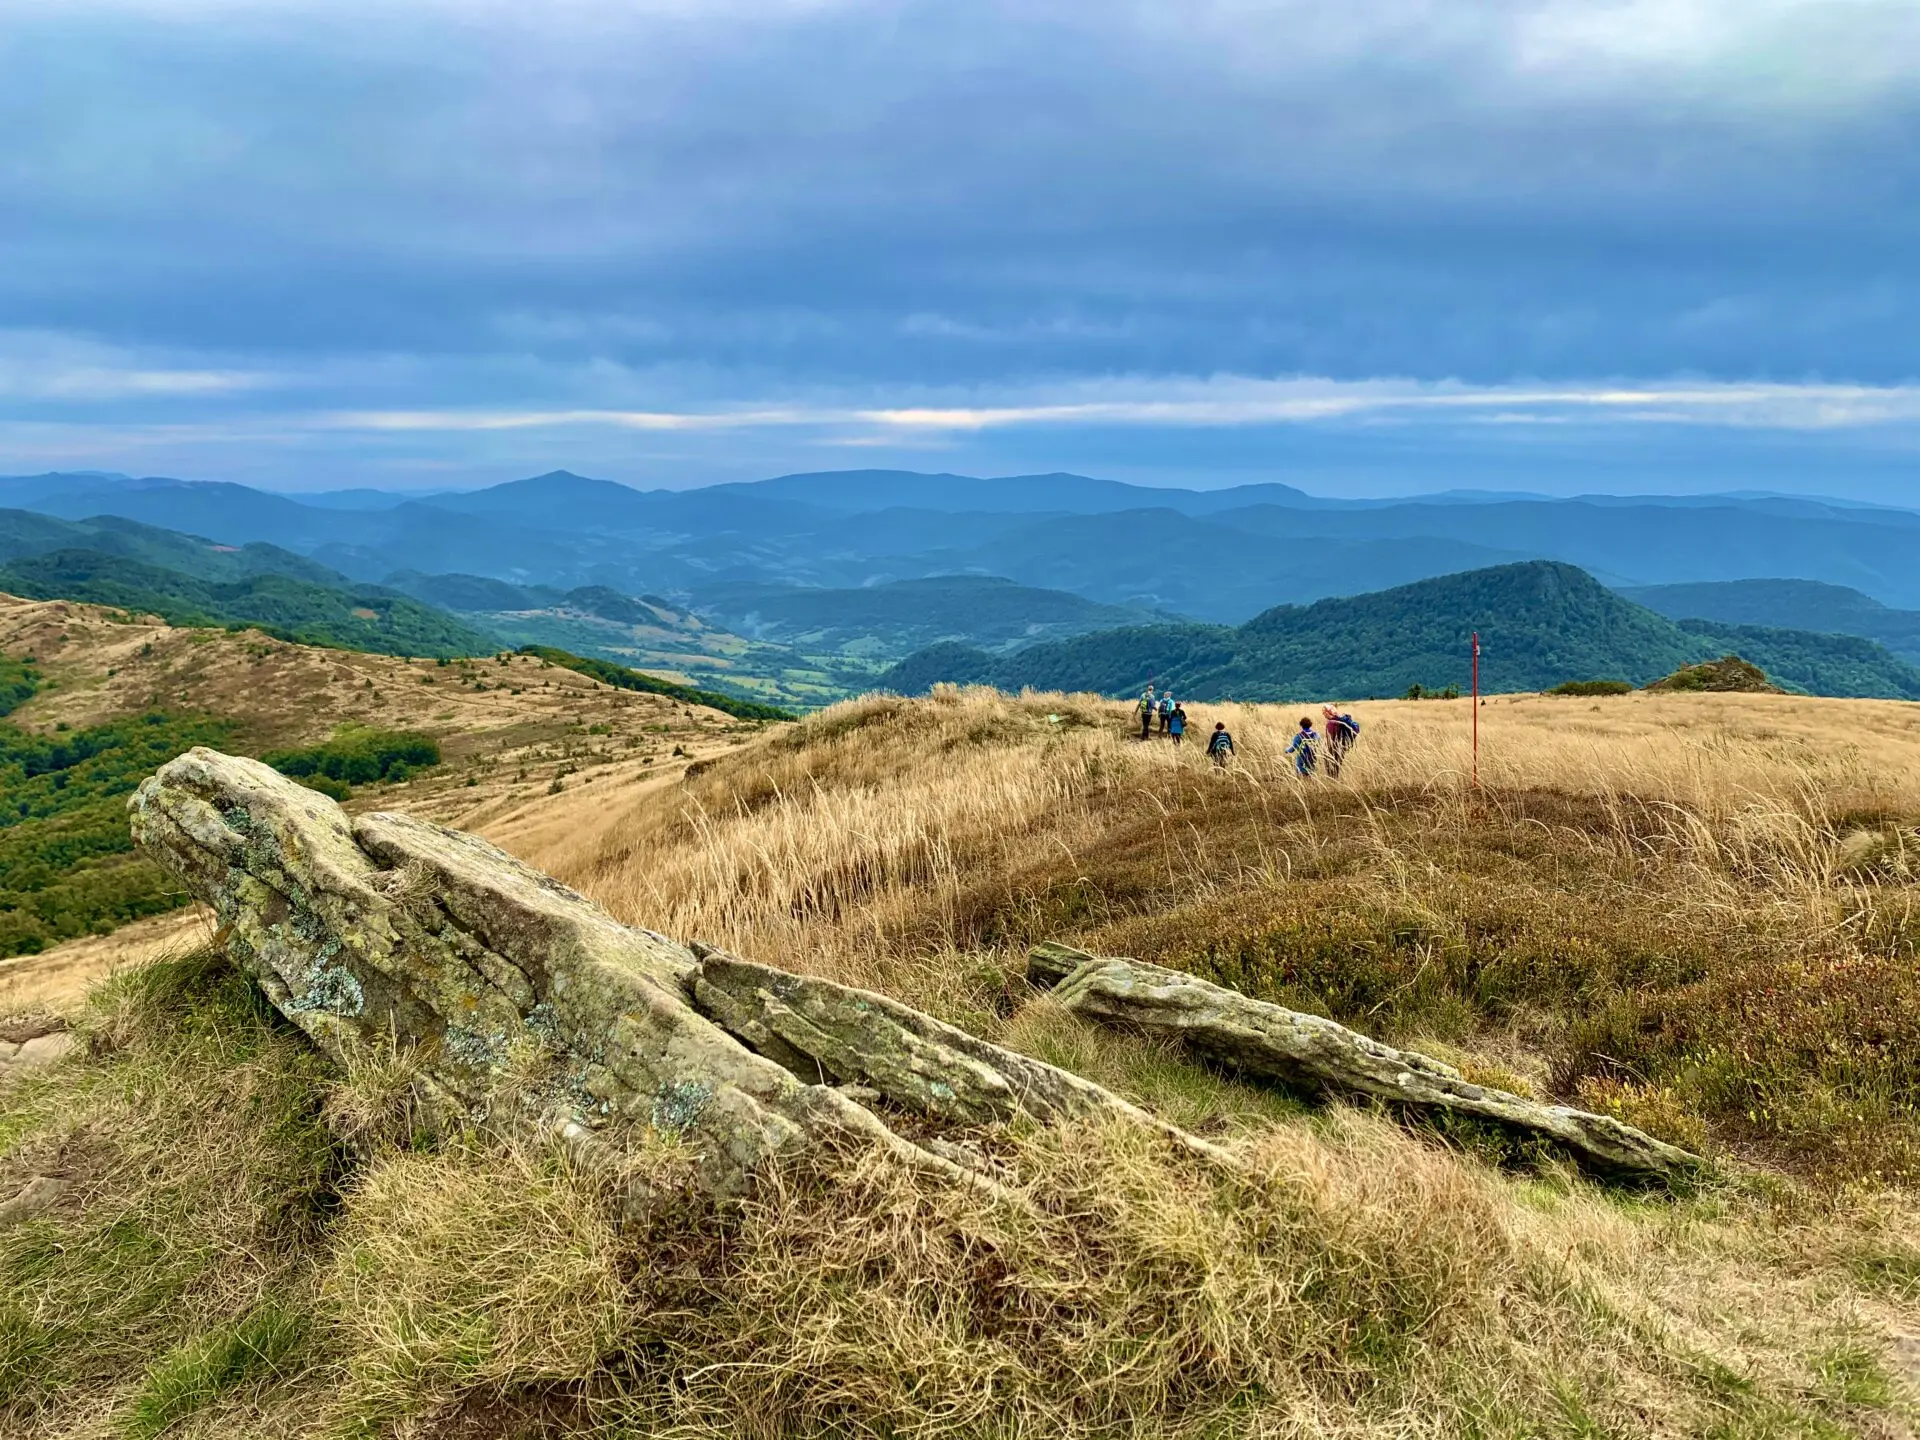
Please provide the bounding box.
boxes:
[516,644,795,721]
[552,687,1920,1184]
[0,548,498,660]
[4,709,1918,1435]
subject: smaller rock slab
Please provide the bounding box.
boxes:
[1030,943,1700,1181]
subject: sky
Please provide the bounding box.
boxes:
[3,0,1920,500]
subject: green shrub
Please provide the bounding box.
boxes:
[0,653,37,718]
[292,773,353,801]
[1547,679,1634,697]
[263,728,440,787]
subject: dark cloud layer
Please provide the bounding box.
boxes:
[3,1,1919,494]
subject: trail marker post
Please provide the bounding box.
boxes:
[1471,630,1481,789]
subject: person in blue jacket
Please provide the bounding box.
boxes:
[1285,716,1319,777]
[1206,722,1234,767]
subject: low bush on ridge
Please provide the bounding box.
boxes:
[1546,678,1634,696]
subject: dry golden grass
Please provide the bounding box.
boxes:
[524,685,1920,1179]
[536,685,1918,983]
[7,945,1915,1438]
[5,685,1920,1437]
[0,906,215,1014]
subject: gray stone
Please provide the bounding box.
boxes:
[129,748,1219,1198]
[0,1175,66,1228]
[0,1031,76,1072]
[131,749,961,1194]
[1030,944,1701,1181]
[692,945,1233,1165]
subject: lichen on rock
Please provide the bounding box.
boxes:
[130,748,1213,1197]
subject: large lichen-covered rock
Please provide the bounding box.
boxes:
[130,750,953,1192]
[1030,943,1701,1181]
[128,749,1221,1196]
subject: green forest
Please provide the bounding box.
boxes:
[0,658,449,956]
[263,728,441,799]
[0,653,36,717]
[881,562,1920,702]
[0,669,235,956]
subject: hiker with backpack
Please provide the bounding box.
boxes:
[1322,706,1360,778]
[1158,691,1175,736]
[1286,716,1319,777]
[1169,704,1187,745]
[1138,686,1156,741]
[1206,721,1234,767]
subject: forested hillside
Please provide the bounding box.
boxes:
[0,647,236,955]
[0,508,339,584]
[882,562,1920,700]
[0,549,497,659]
[1624,578,1920,664]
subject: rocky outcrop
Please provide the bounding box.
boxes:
[129,749,1220,1197]
[128,748,1698,1193]
[1028,943,1700,1181]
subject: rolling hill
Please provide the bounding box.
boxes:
[1622,578,1920,664]
[0,549,498,659]
[880,561,1920,701]
[0,593,774,960]
[0,508,341,585]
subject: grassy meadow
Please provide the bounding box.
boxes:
[2,684,1918,1437]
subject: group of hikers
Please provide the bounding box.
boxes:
[1136,685,1361,777]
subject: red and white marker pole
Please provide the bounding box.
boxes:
[1471,630,1481,789]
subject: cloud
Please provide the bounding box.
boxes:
[303,377,1920,437]
[3,1,1919,491]
[0,332,277,401]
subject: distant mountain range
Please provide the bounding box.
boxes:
[7,468,1920,704]
[9,468,1920,623]
[880,562,1920,702]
